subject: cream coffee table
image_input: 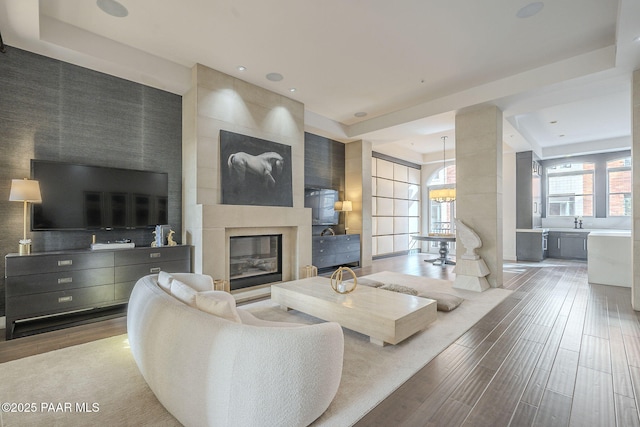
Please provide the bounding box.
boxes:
[271,277,437,346]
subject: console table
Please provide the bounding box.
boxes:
[411,235,456,267]
[5,245,191,340]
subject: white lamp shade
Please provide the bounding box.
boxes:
[9,179,42,203]
[341,200,353,212]
[334,201,343,211]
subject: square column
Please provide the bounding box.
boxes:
[632,69,640,310]
[455,106,503,288]
[345,140,373,267]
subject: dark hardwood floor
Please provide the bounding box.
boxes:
[2,253,639,427]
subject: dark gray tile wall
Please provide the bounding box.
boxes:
[304,132,345,190]
[304,132,345,234]
[0,47,182,317]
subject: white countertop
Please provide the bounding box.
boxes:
[517,228,631,234]
[588,230,631,237]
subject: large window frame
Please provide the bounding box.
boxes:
[607,157,631,217]
[371,155,421,257]
[427,164,456,235]
[546,162,594,217]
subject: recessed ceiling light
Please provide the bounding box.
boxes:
[237,66,246,71]
[516,2,544,19]
[96,0,128,18]
[266,72,283,82]
[354,112,367,118]
[289,88,296,92]
[634,36,640,43]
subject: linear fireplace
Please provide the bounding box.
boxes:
[229,234,283,290]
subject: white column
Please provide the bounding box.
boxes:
[345,140,373,267]
[632,69,640,310]
[455,106,503,288]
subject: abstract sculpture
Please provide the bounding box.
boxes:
[452,219,490,292]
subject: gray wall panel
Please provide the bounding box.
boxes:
[304,132,345,190]
[0,46,182,317]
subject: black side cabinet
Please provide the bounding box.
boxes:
[5,245,191,340]
[312,234,360,270]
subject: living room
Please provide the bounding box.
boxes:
[2,1,640,426]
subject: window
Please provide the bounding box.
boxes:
[546,162,594,217]
[428,164,456,234]
[607,157,631,216]
[371,157,421,257]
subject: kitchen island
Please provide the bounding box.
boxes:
[587,230,631,288]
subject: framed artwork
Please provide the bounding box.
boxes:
[220,130,293,207]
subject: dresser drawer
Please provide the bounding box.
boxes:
[7,284,115,319]
[6,267,114,297]
[313,254,337,269]
[6,252,114,276]
[334,241,361,254]
[114,259,191,283]
[114,246,190,266]
[341,252,361,264]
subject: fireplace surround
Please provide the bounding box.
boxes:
[192,204,313,293]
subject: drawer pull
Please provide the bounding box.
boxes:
[58,296,73,303]
[150,253,161,258]
[57,277,73,284]
[58,260,73,266]
[150,267,161,274]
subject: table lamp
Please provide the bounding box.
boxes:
[9,178,42,255]
[334,200,353,233]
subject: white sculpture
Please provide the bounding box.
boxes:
[452,218,490,292]
[455,218,482,260]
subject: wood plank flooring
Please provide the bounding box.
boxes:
[1,254,639,427]
[355,255,640,427]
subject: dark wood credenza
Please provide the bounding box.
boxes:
[312,234,360,270]
[5,245,191,340]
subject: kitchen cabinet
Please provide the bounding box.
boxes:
[516,231,548,262]
[516,151,542,229]
[547,231,589,260]
[548,232,561,258]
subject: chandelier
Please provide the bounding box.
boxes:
[429,136,456,203]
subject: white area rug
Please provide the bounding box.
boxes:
[0,272,511,427]
[246,271,513,426]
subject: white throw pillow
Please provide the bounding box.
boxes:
[157,271,173,292]
[196,291,242,323]
[170,279,198,307]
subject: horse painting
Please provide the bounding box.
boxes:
[219,130,292,207]
[227,151,284,187]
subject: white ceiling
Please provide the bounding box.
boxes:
[2,0,640,163]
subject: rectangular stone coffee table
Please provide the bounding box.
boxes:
[271,277,437,346]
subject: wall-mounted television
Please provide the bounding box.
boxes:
[304,188,339,225]
[31,160,169,231]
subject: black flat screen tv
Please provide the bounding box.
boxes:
[304,188,339,226]
[31,160,169,231]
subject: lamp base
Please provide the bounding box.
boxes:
[19,239,32,255]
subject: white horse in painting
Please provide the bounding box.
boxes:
[227,151,284,187]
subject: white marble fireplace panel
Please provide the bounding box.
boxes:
[201,204,312,285]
